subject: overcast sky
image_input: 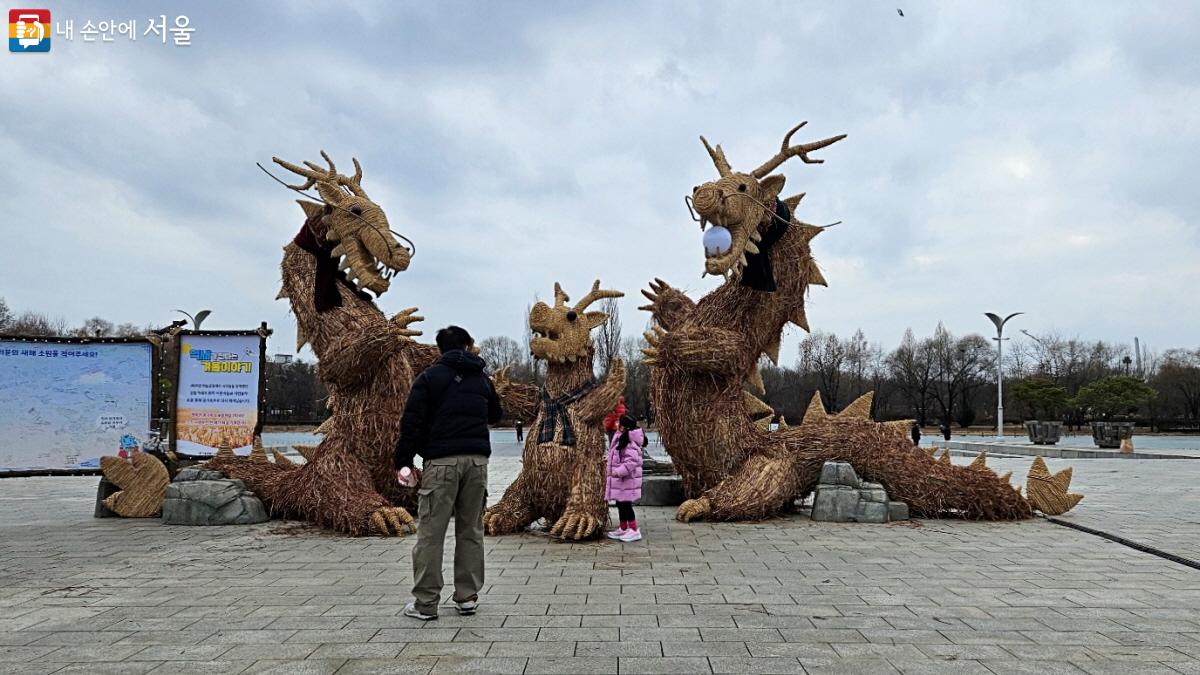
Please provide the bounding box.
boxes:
[2,1,1197,364]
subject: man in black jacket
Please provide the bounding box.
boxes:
[395,325,501,621]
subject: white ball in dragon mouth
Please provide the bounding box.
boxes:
[703,226,733,256]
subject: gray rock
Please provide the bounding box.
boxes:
[818,461,861,488]
[810,461,910,524]
[854,501,889,524]
[174,467,225,482]
[638,474,685,506]
[162,479,267,526]
[860,488,888,503]
[811,485,860,522]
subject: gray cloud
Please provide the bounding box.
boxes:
[2,0,1197,363]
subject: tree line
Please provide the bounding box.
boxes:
[5,295,1198,429]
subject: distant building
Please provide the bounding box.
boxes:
[273,354,293,364]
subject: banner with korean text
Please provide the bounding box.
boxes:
[174,334,262,456]
[0,339,152,472]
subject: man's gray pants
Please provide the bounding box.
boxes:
[412,454,488,616]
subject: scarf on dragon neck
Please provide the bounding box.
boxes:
[293,209,371,312]
[537,379,597,447]
[739,198,791,293]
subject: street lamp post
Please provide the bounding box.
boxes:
[985,312,1023,439]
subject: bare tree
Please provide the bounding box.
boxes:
[887,328,935,426]
[593,297,622,376]
[798,330,846,411]
[479,335,524,373]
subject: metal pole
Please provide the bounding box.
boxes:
[985,312,1023,440]
[996,333,1004,439]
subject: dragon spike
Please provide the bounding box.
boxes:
[999,470,1012,484]
[1026,457,1084,515]
[790,306,810,332]
[938,449,953,464]
[743,390,774,419]
[765,335,781,365]
[271,449,295,467]
[969,451,988,470]
[837,392,874,420]
[784,193,805,214]
[294,445,321,462]
[925,447,938,458]
[802,392,827,425]
[276,287,288,300]
[884,419,913,438]
[754,416,772,431]
[797,224,824,243]
[777,416,789,429]
[808,261,828,287]
[699,136,732,177]
[746,367,766,396]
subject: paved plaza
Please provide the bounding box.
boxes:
[2,455,1199,675]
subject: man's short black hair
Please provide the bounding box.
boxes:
[436,325,474,353]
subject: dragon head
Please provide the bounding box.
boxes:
[690,122,845,278]
[274,151,413,297]
[528,280,623,364]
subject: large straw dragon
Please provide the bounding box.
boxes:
[485,281,627,540]
[209,152,438,536]
[641,123,1082,522]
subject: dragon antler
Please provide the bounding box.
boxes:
[553,282,571,309]
[699,136,733,177]
[751,122,847,178]
[573,280,624,314]
[273,150,368,201]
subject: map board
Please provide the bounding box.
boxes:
[0,339,153,472]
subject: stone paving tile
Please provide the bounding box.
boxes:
[2,466,1200,675]
[619,656,712,673]
[524,656,618,674]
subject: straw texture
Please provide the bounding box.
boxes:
[100,452,170,518]
[485,281,626,540]
[208,152,438,536]
[643,125,1081,523]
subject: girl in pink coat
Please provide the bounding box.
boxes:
[606,415,645,542]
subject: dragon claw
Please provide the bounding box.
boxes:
[549,512,601,540]
[369,506,416,536]
[676,497,711,523]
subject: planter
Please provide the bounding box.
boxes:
[1023,421,1063,445]
[1090,421,1134,449]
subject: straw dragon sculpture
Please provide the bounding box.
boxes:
[484,281,627,540]
[641,123,1082,522]
[209,152,439,536]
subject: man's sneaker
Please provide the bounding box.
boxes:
[455,598,478,616]
[618,529,642,542]
[605,528,627,540]
[403,602,437,621]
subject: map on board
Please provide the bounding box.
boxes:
[0,340,152,471]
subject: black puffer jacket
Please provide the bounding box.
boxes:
[394,350,502,468]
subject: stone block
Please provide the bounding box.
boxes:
[174,467,226,482]
[811,485,859,522]
[94,477,119,518]
[638,474,684,506]
[888,501,909,521]
[861,488,888,503]
[161,479,268,526]
[818,461,860,488]
[854,501,889,524]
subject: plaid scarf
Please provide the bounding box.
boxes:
[537,379,596,446]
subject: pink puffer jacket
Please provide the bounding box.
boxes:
[605,428,645,502]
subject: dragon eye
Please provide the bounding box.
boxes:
[350,205,363,216]
[738,184,747,192]
[566,311,578,322]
